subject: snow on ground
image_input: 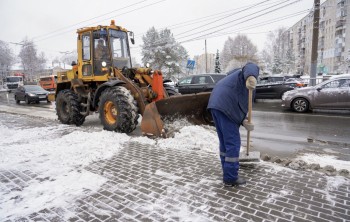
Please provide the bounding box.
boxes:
[0,116,130,220]
[297,153,350,171]
[1,112,349,220]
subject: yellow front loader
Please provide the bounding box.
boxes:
[53,21,212,137]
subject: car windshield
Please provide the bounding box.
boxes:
[6,77,22,82]
[285,78,302,82]
[24,85,46,92]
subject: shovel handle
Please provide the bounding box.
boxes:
[246,89,253,156]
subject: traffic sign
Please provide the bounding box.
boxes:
[186,60,195,69]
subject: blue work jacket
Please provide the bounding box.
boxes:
[207,62,259,125]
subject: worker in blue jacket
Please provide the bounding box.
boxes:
[207,62,259,186]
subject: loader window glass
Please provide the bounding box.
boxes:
[109,30,131,69]
[93,37,110,75]
[82,34,91,60]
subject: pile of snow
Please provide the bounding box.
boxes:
[297,154,350,171]
[158,124,219,153]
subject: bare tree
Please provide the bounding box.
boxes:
[0,40,15,79]
[60,51,78,68]
[18,37,46,80]
[221,35,258,72]
[262,27,294,74]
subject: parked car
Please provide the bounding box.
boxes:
[255,76,305,99]
[14,85,50,104]
[176,74,226,94]
[281,75,350,112]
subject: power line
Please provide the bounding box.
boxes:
[175,0,273,37]
[132,0,303,50]
[33,0,167,43]
[32,0,149,41]
[177,0,302,43]
[134,0,282,37]
[176,0,296,41]
[180,10,310,43]
[130,9,309,52]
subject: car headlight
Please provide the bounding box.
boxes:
[282,91,292,100]
[27,93,36,96]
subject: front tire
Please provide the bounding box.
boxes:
[25,96,30,104]
[292,98,309,113]
[165,87,180,97]
[98,86,138,133]
[15,96,20,104]
[56,89,86,126]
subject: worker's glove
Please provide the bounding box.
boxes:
[246,76,257,90]
[243,119,254,131]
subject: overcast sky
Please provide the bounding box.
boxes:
[0,0,316,66]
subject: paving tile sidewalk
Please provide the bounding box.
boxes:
[2,142,350,222]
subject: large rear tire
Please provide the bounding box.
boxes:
[56,89,86,126]
[98,86,138,133]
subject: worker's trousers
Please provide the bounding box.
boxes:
[210,109,241,183]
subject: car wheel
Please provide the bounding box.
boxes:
[25,96,30,104]
[15,96,20,104]
[165,88,180,97]
[292,98,309,113]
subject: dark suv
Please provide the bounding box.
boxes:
[255,76,305,99]
[176,74,226,94]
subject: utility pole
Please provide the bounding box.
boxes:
[205,39,208,73]
[310,0,320,86]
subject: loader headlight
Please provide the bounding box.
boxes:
[102,61,107,67]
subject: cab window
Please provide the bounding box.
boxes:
[82,34,91,60]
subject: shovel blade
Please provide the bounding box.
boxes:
[140,92,213,137]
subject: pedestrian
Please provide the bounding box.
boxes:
[207,62,259,186]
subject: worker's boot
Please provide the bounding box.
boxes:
[224,177,246,187]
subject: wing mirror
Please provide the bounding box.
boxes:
[129,31,135,45]
[316,87,322,92]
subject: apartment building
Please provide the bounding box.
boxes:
[193,53,215,74]
[286,0,349,75]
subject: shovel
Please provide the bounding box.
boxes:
[239,89,260,162]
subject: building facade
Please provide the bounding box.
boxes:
[193,53,215,74]
[286,0,349,75]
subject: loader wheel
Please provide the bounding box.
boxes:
[99,86,138,133]
[56,89,86,126]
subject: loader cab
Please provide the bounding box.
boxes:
[78,25,132,80]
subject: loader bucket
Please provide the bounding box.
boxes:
[141,92,213,137]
